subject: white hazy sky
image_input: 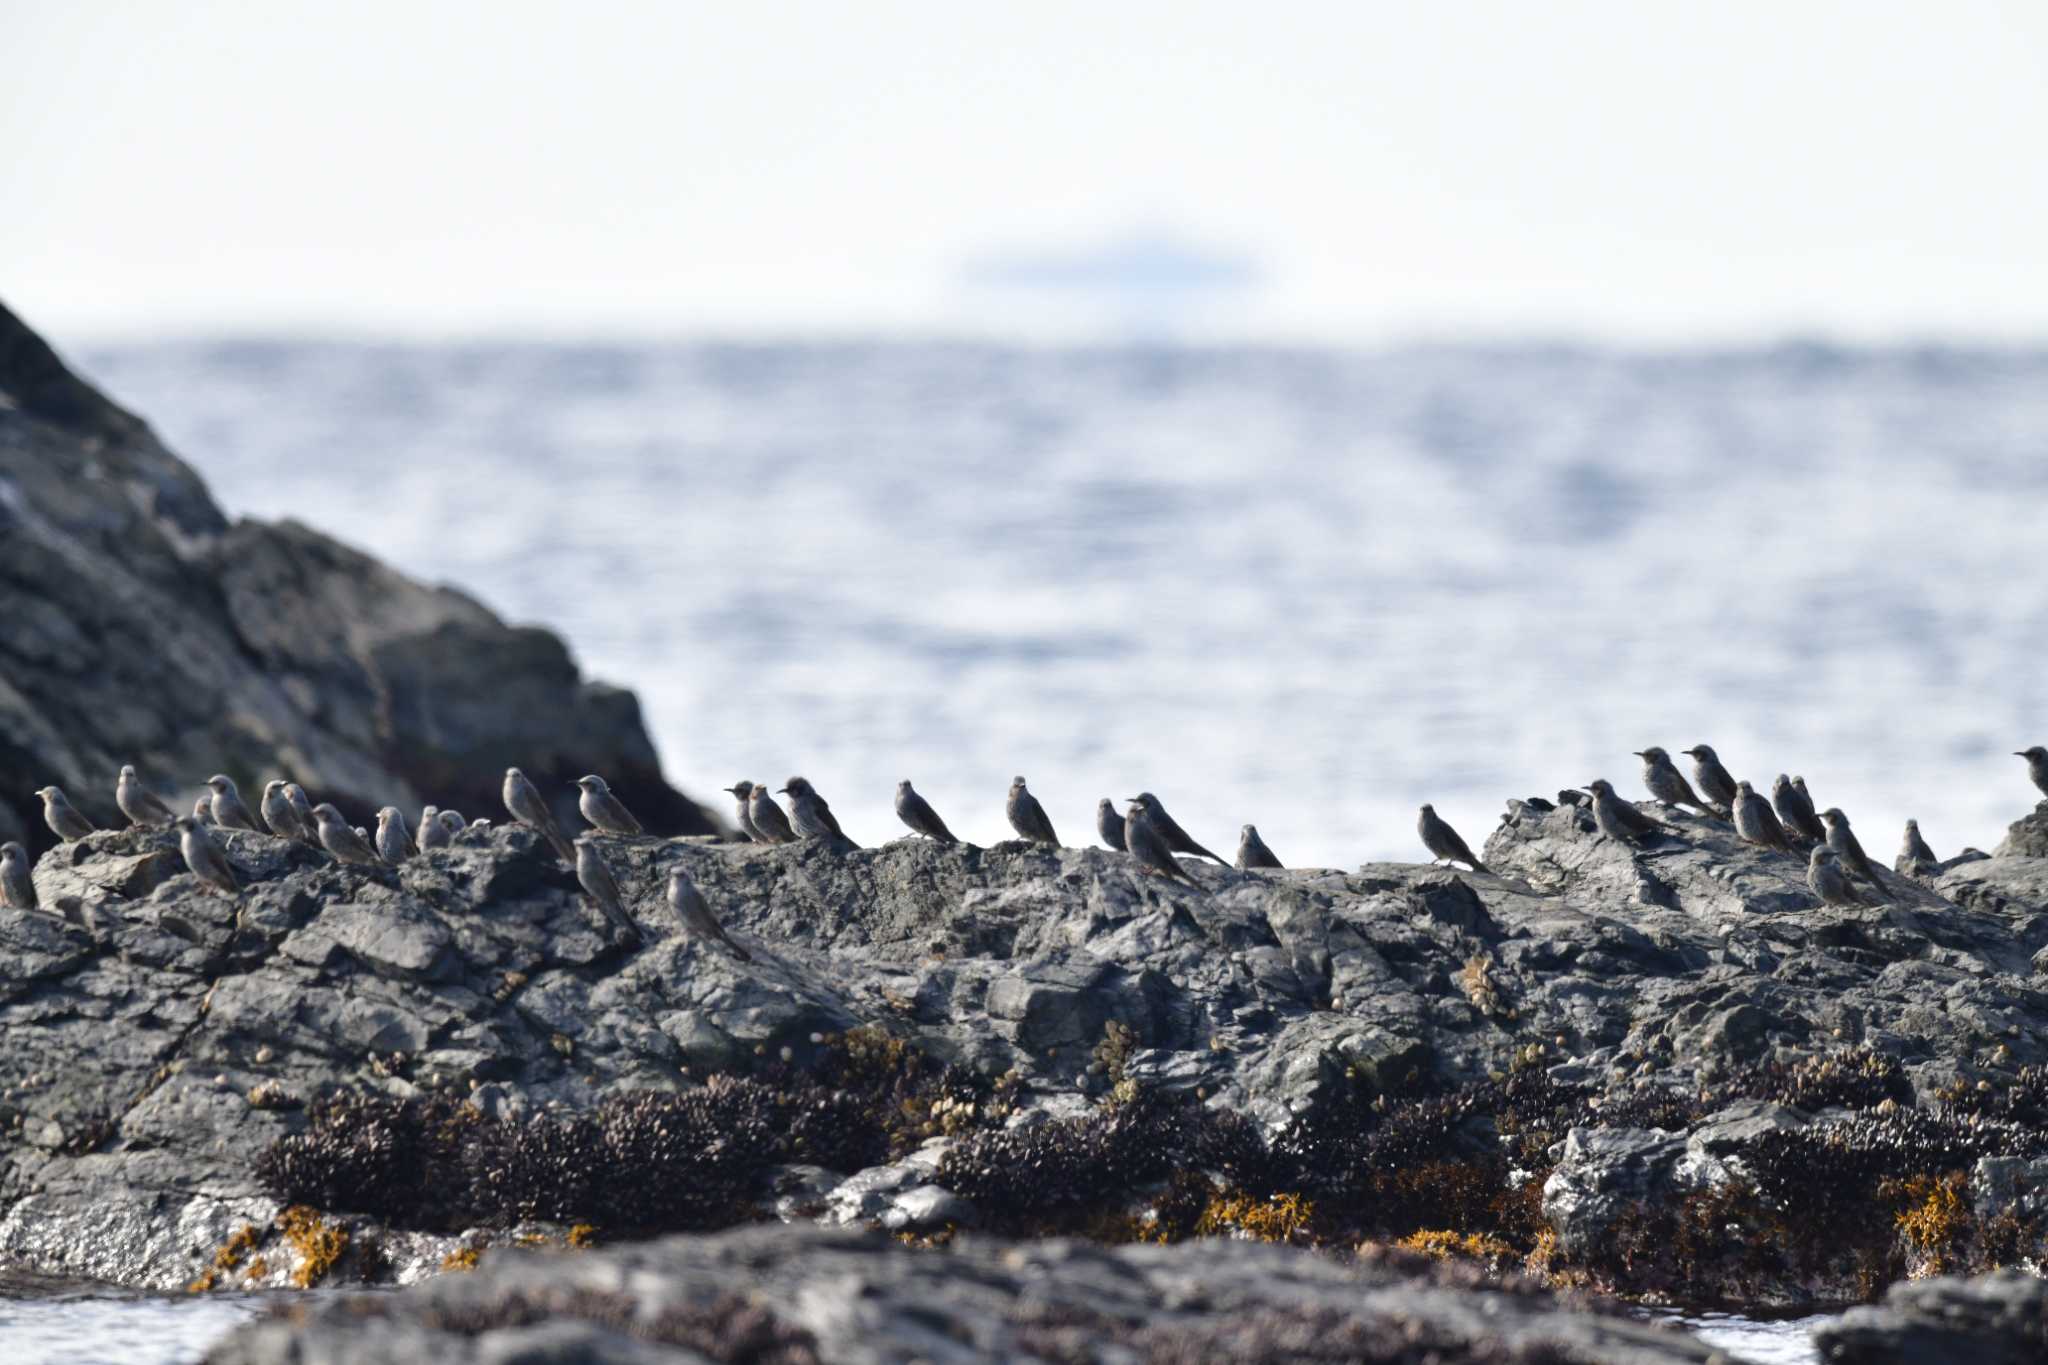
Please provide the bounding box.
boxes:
[6,0,2048,340]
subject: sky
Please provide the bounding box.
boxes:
[6,1,2048,341]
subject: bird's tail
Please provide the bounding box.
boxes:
[544,822,577,866]
[724,935,754,963]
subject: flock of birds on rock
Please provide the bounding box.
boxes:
[5,747,2047,953]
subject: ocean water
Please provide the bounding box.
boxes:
[0,1273,263,1364]
[71,338,2048,869]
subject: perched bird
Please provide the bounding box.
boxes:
[417,805,450,851]
[1633,748,1714,816]
[1900,819,1939,870]
[470,819,492,833]
[747,784,798,844]
[667,865,752,961]
[173,815,240,895]
[261,781,307,841]
[374,807,416,864]
[576,775,643,835]
[574,839,642,948]
[1417,803,1488,874]
[1586,778,1673,849]
[503,767,577,864]
[1820,808,1886,898]
[1096,798,1126,851]
[312,803,382,866]
[894,780,958,843]
[116,765,177,828]
[1236,824,1282,870]
[206,775,259,833]
[285,785,318,843]
[1771,775,1825,847]
[1680,745,1739,815]
[439,810,467,833]
[35,786,95,842]
[1122,799,1202,887]
[1791,776,1817,810]
[192,793,214,826]
[1131,792,1227,865]
[2018,746,2048,800]
[1731,780,1792,852]
[0,842,35,910]
[724,782,766,843]
[780,777,854,845]
[1005,776,1060,846]
[1807,846,1872,908]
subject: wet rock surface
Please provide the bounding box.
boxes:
[0,789,2042,1301]
[0,298,713,855]
[1813,1269,2048,1364]
[203,1223,1724,1365]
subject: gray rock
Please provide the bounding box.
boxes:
[202,1223,1727,1365]
[1994,803,2048,860]
[0,300,718,857]
[1813,1269,2048,1364]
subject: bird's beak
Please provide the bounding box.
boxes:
[1631,751,1646,758]
[2017,752,2029,758]
[776,787,790,795]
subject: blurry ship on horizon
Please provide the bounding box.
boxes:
[955,225,1263,339]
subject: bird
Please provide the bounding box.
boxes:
[0,842,35,910]
[1586,778,1674,849]
[470,819,492,833]
[1236,824,1282,870]
[1900,819,1939,870]
[1005,776,1059,846]
[206,775,259,833]
[1122,799,1202,887]
[1791,776,1817,811]
[894,780,958,843]
[747,784,798,844]
[173,816,241,895]
[1771,775,1825,847]
[35,786,95,842]
[417,805,450,851]
[1820,808,1887,898]
[439,810,467,833]
[261,781,307,841]
[1633,748,1714,816]
[192,794,214,826]
[1807,846,1872,908]
[2018,746,2048,800]
[1417,804,1488,874]
[1131,793,1227,865]
[1096,798,1126,851]
[311,803,382,866]
[285,785,318,843]
[374,807,415,864]
[576,775,643,835]
[503,767,577,864]
[667,865,753,961]
[116,765,177,828]
[780,777,854,845]
[574,839,642,948]
[724,782,766,842]
[1680,745,1739,815]
[1731,780,1792,852]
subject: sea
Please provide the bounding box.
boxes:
[19,336,2046,1361]
[70,338,2048,870]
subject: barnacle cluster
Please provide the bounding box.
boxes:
[258,1076,892,1234]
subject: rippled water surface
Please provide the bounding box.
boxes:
[1649,1308,1831,1365]
[74,339,2048,868]
[0,1273,264,1364]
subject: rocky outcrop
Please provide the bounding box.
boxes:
[203,1223,1725,1365]
[1813,1270,2048,1363]
[1995,802,2048,860]
[2,787,2047,1299]
[0,298,714,853]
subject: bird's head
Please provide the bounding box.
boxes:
[206,775,233,793]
